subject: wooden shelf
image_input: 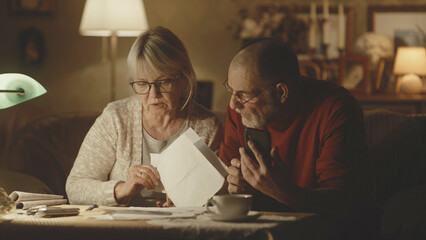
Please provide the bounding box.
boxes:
[353,93,426,114]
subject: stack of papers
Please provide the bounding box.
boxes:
[9,191,67,209]
[151,128,227,207]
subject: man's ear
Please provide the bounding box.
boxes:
[275,83,288,103]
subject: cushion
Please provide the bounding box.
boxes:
[0,168,52,195]
[364,110,426,205]
[3,112,99,197]
[380,184,426,240]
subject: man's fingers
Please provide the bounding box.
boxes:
[228,183,244,194]
[226,174,246,187]
[227,166,243,178]
[230,158,241,168]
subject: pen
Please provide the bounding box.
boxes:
[85,204,98,211]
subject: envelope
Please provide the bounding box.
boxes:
[151,128,227,207]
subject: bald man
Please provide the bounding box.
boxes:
[219,38,379,239]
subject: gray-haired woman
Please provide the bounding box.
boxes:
[66,26,223,207]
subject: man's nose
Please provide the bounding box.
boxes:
[229,93,242,110]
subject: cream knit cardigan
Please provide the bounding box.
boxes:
[66,95,224,206]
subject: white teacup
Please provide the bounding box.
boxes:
[206,194,253,217]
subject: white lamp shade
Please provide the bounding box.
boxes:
[79,0,149,37]
[393,47,426,75]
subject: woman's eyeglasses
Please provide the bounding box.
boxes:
[130,78,175,95]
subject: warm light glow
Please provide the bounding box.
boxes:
[79,0,149,37]
[393,47,426,75]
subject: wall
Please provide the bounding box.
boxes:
[0,0,425,118]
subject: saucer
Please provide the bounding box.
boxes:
[208,211,262,222]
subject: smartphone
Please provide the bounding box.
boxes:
[244,128,271,165]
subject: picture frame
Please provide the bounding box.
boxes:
[18,28,45,66]
[282,5,354,60]
[375,57,397,93]
[338,55,370,94]
[368,5,426,53]
[238,4,354,59]
[9,0,55,15]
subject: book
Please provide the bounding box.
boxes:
[8,191,68,209]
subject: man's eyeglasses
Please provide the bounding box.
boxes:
[223,79,276,105]
[129,78,175,95]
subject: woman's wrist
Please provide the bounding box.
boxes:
[114,181,128,204]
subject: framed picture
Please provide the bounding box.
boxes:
[235,4,354,59]
[18,28,45,66]
[9,0,55,15]
[338,55,370,94]
[281,5,354,59]
[368,5,426,53]
[375,57,397,93]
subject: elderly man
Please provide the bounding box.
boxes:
[219,38,378,237]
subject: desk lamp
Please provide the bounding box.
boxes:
[393,47,426,94]
[0,73,47,109]
[79,0,149,101]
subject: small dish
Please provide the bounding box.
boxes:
[208,211,262,222]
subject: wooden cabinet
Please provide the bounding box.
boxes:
[353,93,426,114]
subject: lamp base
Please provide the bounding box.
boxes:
[400,74,422,94]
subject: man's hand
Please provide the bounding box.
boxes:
[240,141,293,204]
[227,158,256,194]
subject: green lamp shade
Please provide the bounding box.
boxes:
[0,73,47,109]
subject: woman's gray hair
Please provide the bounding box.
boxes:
[127,26,196,110]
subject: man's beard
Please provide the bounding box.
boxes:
[236,95,276,129]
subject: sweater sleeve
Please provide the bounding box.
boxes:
[316,92,369,190]
[66,107,121,206]
[219,106,243,166]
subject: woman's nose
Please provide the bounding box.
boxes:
[148,84,161,96]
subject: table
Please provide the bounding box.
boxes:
[0,205,337,240]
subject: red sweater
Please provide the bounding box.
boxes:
[219,79,372,192]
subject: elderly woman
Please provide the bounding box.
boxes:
[66,27,223,207]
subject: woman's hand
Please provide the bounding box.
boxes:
[156,194,175,207]
[114,164,160,204]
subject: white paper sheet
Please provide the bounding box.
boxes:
[90,207,206,220]
[153,128,227,207]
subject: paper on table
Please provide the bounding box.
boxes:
[92,207,206,220]
[8,191,67,209]
[154,128,227,207]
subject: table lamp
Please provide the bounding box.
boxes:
[79,0,149,101]
[393,47,426,94]
[0,73,47,109]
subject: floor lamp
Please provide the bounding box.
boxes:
[79,0,149,102]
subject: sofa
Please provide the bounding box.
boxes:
[0,109,425,240]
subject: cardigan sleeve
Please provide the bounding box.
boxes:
[66,107,121,206]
